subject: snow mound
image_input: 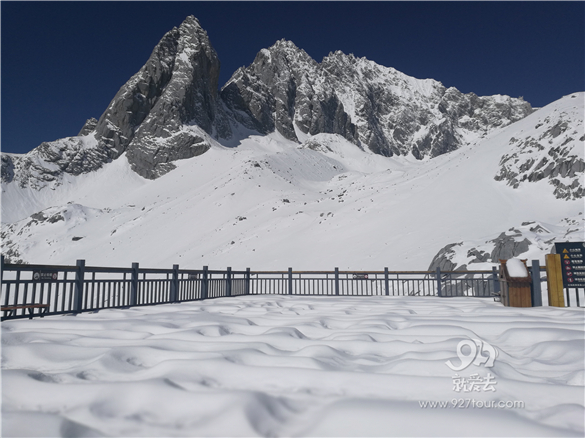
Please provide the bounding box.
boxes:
[506,258,529,278]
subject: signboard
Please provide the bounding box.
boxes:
[554,242,585,288]
[352,274,369,280]
[32,271,58,281]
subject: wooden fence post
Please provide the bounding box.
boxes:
[288,268,293,295]
[226,267,232,297]
[545,254,565,307]
[334,268,339,296]
[384,267,389,296]
[130,262,139,306]
[73,259,85,313]
[436,267,443,297]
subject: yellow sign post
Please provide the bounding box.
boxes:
[545,254,565,307]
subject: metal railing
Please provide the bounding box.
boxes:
[1,257,502,320]
[246,268,498,298]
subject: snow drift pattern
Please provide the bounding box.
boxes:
[2,296,584,437]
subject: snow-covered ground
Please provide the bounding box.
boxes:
[2,295,584,437]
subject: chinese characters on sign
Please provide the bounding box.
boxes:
[33,271,58,281]
[555,242,585,288]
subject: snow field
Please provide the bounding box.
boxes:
[3,116,582,270]
[2,295,584,437]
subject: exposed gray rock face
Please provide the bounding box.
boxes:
[98,15,231,178]
[428,243,462,271]
[94,26,182,158]
[489,232,531,261]
[4,16,232,184]
[429,230,533,271]
[428,232,532,272]
[78,118,98,136]
[494,93,584,200]
[2,136,110,190]
[222,44,533,158]
[0,14,557,188]
[1,154,17,184]
[428,216,585,271]
[221,41,358,145]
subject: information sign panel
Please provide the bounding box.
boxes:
[554,242,585,288]
[32,271,58,281]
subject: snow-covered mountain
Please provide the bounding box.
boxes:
[2,15,533,186]
[1,16,583,269]
[222,40,532,159]
[494,95,584,201]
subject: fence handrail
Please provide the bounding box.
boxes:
[0,262,498,277]
[248,270,496,275]
[1,263,79,272]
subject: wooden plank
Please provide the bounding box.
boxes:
[2,304,49,310]
[546,254,565,307]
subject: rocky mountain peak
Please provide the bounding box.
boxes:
[178,14,203,31]
[175,15,218,72]
[1,15,544,188]
[268,38,308,54]
[322,51,361,69]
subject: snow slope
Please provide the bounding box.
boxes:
[1,94,583,270]
[2,295,583,437]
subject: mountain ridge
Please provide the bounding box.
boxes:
[1,93,583,269]
[1,16,583,270]
[3,15,533,185]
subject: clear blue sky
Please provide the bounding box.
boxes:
[2,1,584,155]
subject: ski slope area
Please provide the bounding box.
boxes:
[1,94,583,270]
[2,295,584,437]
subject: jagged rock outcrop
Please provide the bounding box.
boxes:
[98,15,231,179]
[222,43,533,158]
[78,118,98,136]
[221,41,358,145]
[428,243,462,271]
[0,14,551,188]
[1,136,111,190]
[1,154,17,184]
[494,93,584,200]
[428,216,584,271]
[489,232,531,261]
[4,16,232,184]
